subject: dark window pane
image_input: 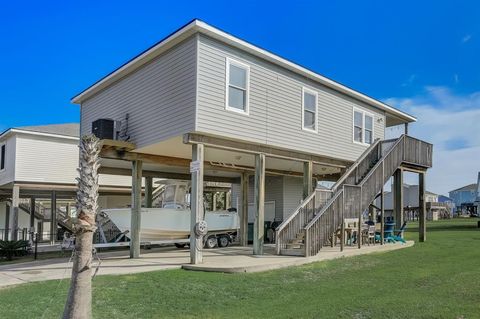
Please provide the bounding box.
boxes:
[304,111,315,130]
[228,86,246,110]
[229,64,247,88]
[0,145,5,170]
[304,92,316,111]
[354,126,363,142]
[354,111,363,127]
[365,115,373,130]
[365,130,373,144]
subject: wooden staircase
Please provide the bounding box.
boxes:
[275,134,432,257]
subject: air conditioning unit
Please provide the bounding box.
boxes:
[92,119,120,140]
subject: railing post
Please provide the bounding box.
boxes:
[331,204,335,247]
[358,187,362,249]
[381,162,385,245]
[340,191,345,252]
[304,229,310,257]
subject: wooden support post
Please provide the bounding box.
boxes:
[419,172,426,242]
[10,185,20,240]
[130,160,143,258]
[212,193,217,211]
[30,197,36,242]
[190,144,204,264]
[380,188,385,245]
[145,176,153,208]
[4,204,10,240]
[358,189,362,249]
[253,153,265,255]
[393,168,404,236]
[50,190,56,245]
[368,205,375,222]
[303,161,313,199]
[340,192,345,251]
[240,172,249,246]
[225,191,231,209]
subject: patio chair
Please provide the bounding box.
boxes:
[392,222,407,243]
[383,221,407,244]
[362,225,376,246]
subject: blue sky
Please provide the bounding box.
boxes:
[0,1,479,194]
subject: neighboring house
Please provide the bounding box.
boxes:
[72,19,432,260]
[381,184,451,221]
[449,173,480,214]
[0,124,133,242]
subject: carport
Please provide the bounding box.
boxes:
[97,132,350,264]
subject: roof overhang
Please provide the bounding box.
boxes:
[0,128,79,141]
[71,19,416,124]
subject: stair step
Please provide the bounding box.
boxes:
[295,233,305,239]
[286,243,304,249]
[288,238,304,245]
[280,248,305,256]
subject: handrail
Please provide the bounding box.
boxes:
[332,138,381,192]
[304,188,343,229]
[277,133,432,256]
[358,135,405,188]
[275,189,317,233]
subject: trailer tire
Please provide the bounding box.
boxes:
[205,236,218,249]
[218,235,230,248]
[174,243,186,249]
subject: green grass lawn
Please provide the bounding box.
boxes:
[1,219,479,319]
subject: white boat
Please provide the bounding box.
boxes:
[101,181,239,244]
[102,207,240,242]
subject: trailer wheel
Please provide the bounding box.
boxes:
[218,235,230,248]
[205,236,217,249]
[174,243,186,249]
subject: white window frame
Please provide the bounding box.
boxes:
[352,108,375,145]
[225,57,250,115]
[0,142,5,172]
[301,87,318,133]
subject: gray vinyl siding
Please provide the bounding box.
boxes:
[196,35,385,162]
[231,176,284,221]
[282,176,303,220]
[80,36,197,148]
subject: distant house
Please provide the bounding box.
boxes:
[449,173,480,215]
[0,124,133,242]
[381,184,451,221]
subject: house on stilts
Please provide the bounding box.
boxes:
[0,124,134,243]
[72,19,433,263]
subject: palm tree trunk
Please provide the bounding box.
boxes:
[63,135,100,319]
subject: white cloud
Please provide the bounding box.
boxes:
[401,74,416,87]
[462,34,472,43]
[385,86,480,196]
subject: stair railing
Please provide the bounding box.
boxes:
[277,134,433,257]
[304,134,433,256]
[332,138,382,192]
[275,190,317,255]
[275,139,382,255]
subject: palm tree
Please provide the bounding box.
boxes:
[63,135,100,319]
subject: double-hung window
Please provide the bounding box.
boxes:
[302,88,318,132]
[225,58,249,114]
[0,144,5,171]
[353,108,374,145]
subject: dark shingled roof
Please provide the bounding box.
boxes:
[15,123,79,138]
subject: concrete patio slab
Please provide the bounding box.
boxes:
[0,241,414,288]
[183,241,414,273]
